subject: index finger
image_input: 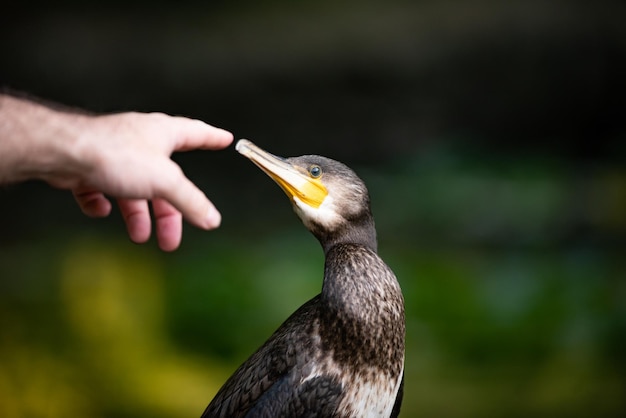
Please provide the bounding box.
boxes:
[171,117,234,152]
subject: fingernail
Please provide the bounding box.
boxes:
[206,205,222,229]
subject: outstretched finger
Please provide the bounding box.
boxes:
[73,189,112,218]
[118,199,152,244]
[170,117,234,152]
[152,198,183,252]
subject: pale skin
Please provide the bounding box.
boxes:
[0,93,234,251]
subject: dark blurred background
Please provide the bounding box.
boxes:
[1,1,625,417]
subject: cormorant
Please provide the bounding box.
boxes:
[201,139,405,418]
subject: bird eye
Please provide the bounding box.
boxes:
[309,165,322,178]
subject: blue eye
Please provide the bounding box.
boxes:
[309,165,322,178]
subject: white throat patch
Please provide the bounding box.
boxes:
[293,194,344,230]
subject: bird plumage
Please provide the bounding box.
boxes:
[201,140,405,418]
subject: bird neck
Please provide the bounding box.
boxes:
[319,243,405,376]
[320,243,403,323]
[317,215,378,255]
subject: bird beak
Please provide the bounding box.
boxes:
[236,139,328,208]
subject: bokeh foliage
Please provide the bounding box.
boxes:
[1,1,625,417]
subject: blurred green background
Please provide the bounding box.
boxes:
[1,1,625,417]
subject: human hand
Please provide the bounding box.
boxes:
[67,112,233,251]
[0,94,233,251]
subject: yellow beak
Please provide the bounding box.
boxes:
[236,139,328,208]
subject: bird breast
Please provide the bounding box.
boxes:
[318,244,405,416]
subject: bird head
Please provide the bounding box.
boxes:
[236,139,376,251]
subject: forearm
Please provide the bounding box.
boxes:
[0,93,89,187]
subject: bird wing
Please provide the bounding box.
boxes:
[244,373,342,418]
[202,296,342,418]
